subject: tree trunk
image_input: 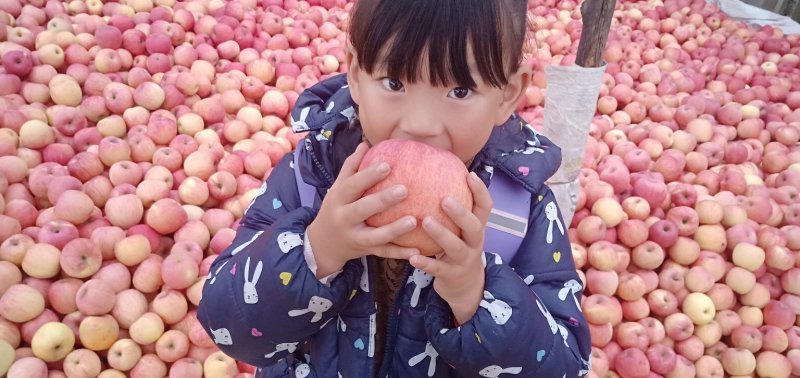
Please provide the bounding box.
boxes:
[575,0,617,68]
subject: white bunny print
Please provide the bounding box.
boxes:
[265,342,299,358]
[278,231,304,253]
[544,202,564,244]
[479,291,512,325]
[524,123,544,144]
[558,280,583,311]
[536,300,568,346]
[230,230,265,256]
[288,296,333,323]
[479,365,523,377]
[537,300,558,333]
[291,107,311,131]
[244,256,263,304]
[578,357,591,377]
[481,252,504,268]
[210,327,233,345]
[244,181,268,215]
[406,269,433,307]
[408,342,439,377]
[340,106,356,121]
[207,261,229,285]
[557,323,569,347]
[523,275,534,285]
[518,143,545,155]
[360,257,370,292]
[295,363,311,378]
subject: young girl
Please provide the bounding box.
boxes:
[198,0,592,376]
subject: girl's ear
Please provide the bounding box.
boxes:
[494,64,532,126]
[346,47,361,105]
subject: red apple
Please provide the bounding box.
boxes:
[357,140,473,256]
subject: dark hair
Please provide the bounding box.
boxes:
[348,0,529,89]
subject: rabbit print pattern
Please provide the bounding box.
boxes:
[479,291,512,326]
[210,327,233,345]
[278,231,304,253]
[265,342,299,358]
[558,279,583,311]
[479,365,522,377]
[288,296,334,323]
[544,201,564,244]
[295,363,311,378]
[407,269,433,308]
[243,256,263,304]
[537,300,570,347]
[408,341,439,377]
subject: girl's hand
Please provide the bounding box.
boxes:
[409,172,492,324]
[307,143,420,278]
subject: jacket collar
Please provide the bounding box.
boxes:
[290,74,562,195]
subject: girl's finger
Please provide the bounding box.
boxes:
[409,254,446,278]
[334,145,393,203]
[468,172,493,225]
[441,196,483,249]
[371,244,420,261]
[421,216,465,259]
[354,215,417,247]
[346,184,409,222]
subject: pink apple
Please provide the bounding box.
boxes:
[614,347,649,378]
[145,198,188,235]
[647,219,678,248]
[75,279,116,316]
[59,238,102,280]
[2,50,33,78]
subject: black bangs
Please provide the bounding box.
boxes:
[349,0,528,89]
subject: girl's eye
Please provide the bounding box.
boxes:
[448,87,472,99]
[381,78,405,92]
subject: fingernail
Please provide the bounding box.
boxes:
[377,162,389,173]
[404,216,416,228]
[423,216,437,230]
[443,196,458,211]
[392,185,407,198]
[470,172,481,183]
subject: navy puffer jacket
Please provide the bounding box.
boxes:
[197,74,592,377]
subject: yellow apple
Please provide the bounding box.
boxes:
[31,322,75,362]
[79,315,119,351]
[731,243,765,272]
[203,351,238,378]
[682,292,716,325]
[129,312,164,345]
[0,340,13,376]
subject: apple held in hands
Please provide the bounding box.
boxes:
[358,139,474,256]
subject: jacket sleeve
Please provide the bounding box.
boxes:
[423,188,591,377]
[196,154,363,366]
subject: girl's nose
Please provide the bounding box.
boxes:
[398,102,444,140]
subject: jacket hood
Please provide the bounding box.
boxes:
[290,74,562,195]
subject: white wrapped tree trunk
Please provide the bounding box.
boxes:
[543,64,606,227]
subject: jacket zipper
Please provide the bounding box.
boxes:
[302,138,336,188]
[377,263,412,378]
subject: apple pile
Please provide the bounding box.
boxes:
[533,1,800,377]
[0,0,351,375]
[0,0,798,376]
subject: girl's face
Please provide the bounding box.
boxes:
[347,49,529,163]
